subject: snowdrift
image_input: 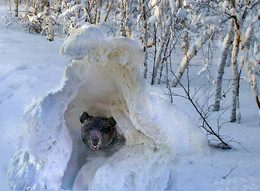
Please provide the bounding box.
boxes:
[8,25,206,190]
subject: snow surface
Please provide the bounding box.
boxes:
[0,6,260,191]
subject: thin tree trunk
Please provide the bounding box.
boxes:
[89,0,94,11]
[158,36,170,84]
[125,0,131,37]
[44,1,53,41]
[97,8,101,24]
[96,0,101,24]
[182,31,189,56]
[142,0,148,79]
[213,20,234,111]
[152,20,171,84]
[93,1,98,24]
[244,59,260,108]
[119,0,126,37]
[230,22,240,122]
[9,0,12,12]
[151,24,157,84]
[84,1,93,23]
[57,0,62,13]
[102,0,112,23]
[229,0,250,122]
[242,24,260,125]
[166,59,173,103]
[176,0,181,8]
[172,28,213,87]
[14,0,18,17]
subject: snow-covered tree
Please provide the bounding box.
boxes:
[6,0,259,124]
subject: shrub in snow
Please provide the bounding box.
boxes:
[8,25,206,190]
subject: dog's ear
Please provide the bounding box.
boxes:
[80,111,90,123]
[108,116,117,127]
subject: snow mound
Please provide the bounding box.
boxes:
[60,25,109,62]
[8,25,207,190]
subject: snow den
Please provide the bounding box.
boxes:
[8,25,206,190]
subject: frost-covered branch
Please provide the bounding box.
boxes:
[171,28,214,87]
[168,68,231,149]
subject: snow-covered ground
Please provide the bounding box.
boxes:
[0,6,68,189]
[1,6,260,191]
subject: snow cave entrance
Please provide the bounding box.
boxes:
[61,64,138,189]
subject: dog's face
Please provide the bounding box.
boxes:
[80,112,117,151]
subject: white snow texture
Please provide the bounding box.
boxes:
[8,25,206,190]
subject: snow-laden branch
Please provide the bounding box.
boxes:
[171,27,215,87]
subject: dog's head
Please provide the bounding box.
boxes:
[80,111,117,151]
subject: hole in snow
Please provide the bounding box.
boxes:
[61,78,127,189]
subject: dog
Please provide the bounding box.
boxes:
[80,111,125,156]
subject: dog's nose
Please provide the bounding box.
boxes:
[92,137,100,146]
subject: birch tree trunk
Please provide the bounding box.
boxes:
[158,37,170,84]
[96,0,101,24]
[213,20,234,111]
[142,0,148,79]
[84,1,93,23]
[230,21,240,122]
[14,0,18,17]
[125,0,131,37]
[119,0,126,37]
[9,0,11,12]
[93,1,98,24]
[44,1,54,41]
[102,0,112,23]
[229,0,250,122]
[176,0,181,9]
[151,20,171,85]
[182,31,189,56]
[242,24,260,125]
[172,28,214,87]
[151,24,157,84]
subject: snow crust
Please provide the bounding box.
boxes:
[8,25,206,190]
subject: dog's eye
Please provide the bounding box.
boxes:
[83,126,93,132]
[100,126,107,130]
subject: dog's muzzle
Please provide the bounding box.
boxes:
[90,129,102,151]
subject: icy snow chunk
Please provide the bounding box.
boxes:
[61,25,110,65]
[60,9,73,17]
[75,144,173,190]
[71,4,83,12]
[108,37,144,69]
